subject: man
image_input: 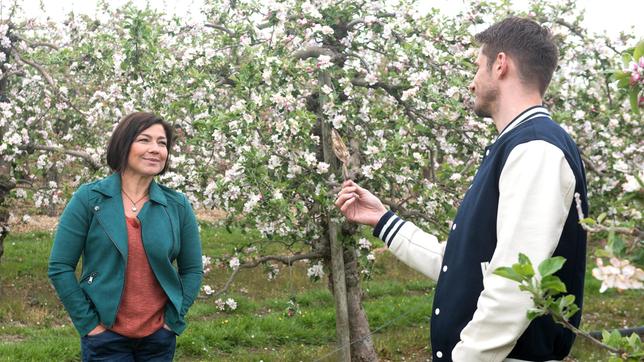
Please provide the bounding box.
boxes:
[335,17,588,361]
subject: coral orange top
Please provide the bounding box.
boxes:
[111,217,168,338]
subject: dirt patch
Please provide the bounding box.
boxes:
[8,215,59,234]
[195,208,227,224]
[7,208,226,234]
[0,334,27,343]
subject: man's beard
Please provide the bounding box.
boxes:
[473,86,499,118]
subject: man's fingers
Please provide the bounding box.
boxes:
[335,192,354,207]
[339,195,357,214]
[342,179,355,188]
[337,186,358,198]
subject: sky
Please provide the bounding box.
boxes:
[2,0,643,37]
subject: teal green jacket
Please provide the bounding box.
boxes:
[48,173,203,337]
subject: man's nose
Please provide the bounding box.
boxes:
[468,81,475,93]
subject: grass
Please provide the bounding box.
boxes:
[0,225,642,361]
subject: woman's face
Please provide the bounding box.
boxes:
[125,124,168,177]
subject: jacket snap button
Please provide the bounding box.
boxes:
[94,206,100,211]
[485,149,490,156]
[435,308,440,315]
[442,265,448,272]
[452,223,456,230]
[436,351,443,358]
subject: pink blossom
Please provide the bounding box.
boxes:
[592,257,644,293]
[630,71,641,86]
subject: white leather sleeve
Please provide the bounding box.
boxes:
[374,211,445,281]
[452,140,576,362]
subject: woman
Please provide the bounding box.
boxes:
[48,112,203,361]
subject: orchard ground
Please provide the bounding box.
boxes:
[0,213,641,361]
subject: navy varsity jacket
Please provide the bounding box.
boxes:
[374,106,588,361]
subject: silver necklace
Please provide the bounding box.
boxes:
[122,189,147,213]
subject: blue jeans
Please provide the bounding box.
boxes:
[81,327,176,361]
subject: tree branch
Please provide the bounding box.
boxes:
[18,144,101,171]
[239,250,327,268]
[13,34,59,50]
[11,49,55,88]
[210,250,327,298]
[346,13,396,29]
[574,193,642,238]
[11,49,88,117]
[293,46,337,60]
[204,23,235,36]
[557,317,624,355]
[580,153,603,176]
[0,69,25,81]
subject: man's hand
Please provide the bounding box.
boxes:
[335,180,387,227]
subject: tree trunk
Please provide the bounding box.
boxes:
[319,70,351,361]
[0,164,14,263]
[344,245,378,361]
[0,25,13,262]
[45,162,59,216]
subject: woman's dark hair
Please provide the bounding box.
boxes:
[106,112,174,175]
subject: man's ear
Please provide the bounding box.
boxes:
[495,52,509,78]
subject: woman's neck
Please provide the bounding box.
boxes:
[120,170,153,197]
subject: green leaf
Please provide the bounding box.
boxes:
[634,40,644,61]
[512,262,535,279]
[538,256,566,277]
[622,53,633,67]
[541,275,567,293]
[597,212,607,224]
[494,267,524,283]
[613,70,629,80]
[527,308,546,320]
[580,217,596,225]
[618,78,631,88]
[563,303,579,320]
[603,329,624,347]
[626,333,642,350]
[518,253,531,265]
[602,330,612,341]
[628,89,640,114]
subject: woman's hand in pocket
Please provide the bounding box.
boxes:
[87,324,107,336]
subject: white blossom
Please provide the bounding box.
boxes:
[202,285,215,295]
[225,298,238,310]
[358,238,372,251]
[307,261,325,280]
[229,257,240,270]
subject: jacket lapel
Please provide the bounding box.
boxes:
[90,173,128,260]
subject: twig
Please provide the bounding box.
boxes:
[331,129,350,180]
[574,193,641,238]
[580,153,603,176]
[557,317,624,355]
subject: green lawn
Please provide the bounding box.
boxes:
[0,225,641,361]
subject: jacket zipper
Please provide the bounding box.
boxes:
[87,272,98,284]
